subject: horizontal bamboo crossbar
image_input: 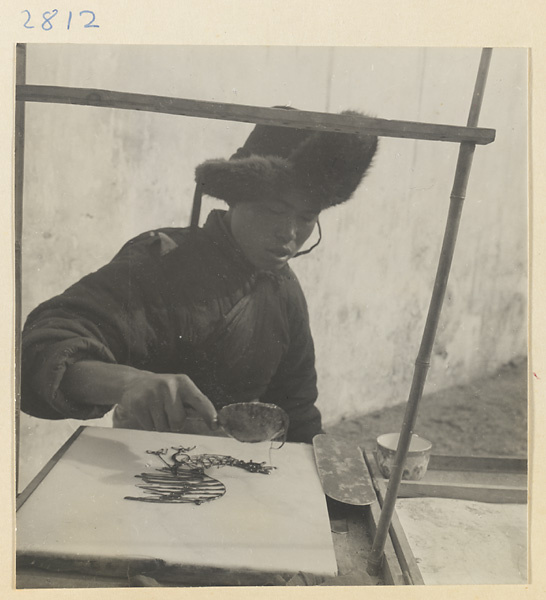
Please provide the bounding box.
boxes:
[16,84,496,145]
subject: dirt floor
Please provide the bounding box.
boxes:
[326,357,528,457]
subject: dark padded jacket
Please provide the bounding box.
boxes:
[21,210,321,443]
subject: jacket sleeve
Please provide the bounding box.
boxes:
[20,232,175,420]
[260,272,322,444]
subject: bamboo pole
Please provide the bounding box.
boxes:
[190,180,203,230]
[16,84,496,145]
[14,43,27,494]
[367,48,494,577]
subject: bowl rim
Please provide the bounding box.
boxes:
[217,401,289,444]
[376,432,432,454]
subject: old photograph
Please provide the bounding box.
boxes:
[14,45,527,587]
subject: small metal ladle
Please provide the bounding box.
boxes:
[217,401,289,447]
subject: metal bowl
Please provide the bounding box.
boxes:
[218,402,289,444]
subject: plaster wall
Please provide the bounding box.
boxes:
[18,46,527,489]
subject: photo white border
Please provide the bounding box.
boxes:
[2,1,543,598]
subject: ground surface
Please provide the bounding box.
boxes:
[326,357,528,457]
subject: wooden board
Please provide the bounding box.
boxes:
[363,449,425,586]
[370,451,527,504]
[396,480,526,504]
[428,454,527,473]
[364,448,528,585]
[17,426,337,583]
[365,503,408,585]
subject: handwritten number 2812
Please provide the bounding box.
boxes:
[22,10,100,30]
[42,10,57,30]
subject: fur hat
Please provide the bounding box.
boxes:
[195,108,378,211]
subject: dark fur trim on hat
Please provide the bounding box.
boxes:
[195,110,378,210]
[290,111,378,208]
[196,156,294,206]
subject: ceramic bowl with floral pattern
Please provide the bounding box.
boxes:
[376,433,432,481]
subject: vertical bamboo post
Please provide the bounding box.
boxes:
[190,179,203,230]
[367,48,493,576]
[15,43,27,493]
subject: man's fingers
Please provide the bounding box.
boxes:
[149,404,170,432]
[135,408,155,431]
[182,393,218,428]
[176,377,218,428]
[125,373,217,432]
[164,396,187,431]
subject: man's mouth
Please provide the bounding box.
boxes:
[268,247,293,259]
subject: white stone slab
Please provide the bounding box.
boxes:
[17,426,337,578]
[396,496,527,585]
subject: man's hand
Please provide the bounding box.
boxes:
[118,372,218,432]
[60,361,218,432]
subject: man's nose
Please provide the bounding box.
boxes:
[274,216,297,242]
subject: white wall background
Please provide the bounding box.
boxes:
[18,46,527,490]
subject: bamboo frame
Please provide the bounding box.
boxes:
[14,44,26,493]
[16,84,496,145]
[190,177,203,231]
[366,48,494,577]
[15,81,496,229]
[363,448,426,585]
[14,47,498,584]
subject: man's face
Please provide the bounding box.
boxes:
[228,191,320,271]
